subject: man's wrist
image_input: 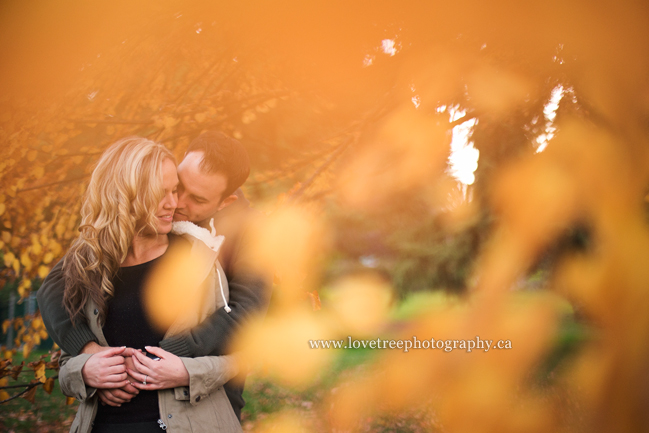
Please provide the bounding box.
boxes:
[80,341,105,354]
[62,324,98,356]
[160,334,192,358]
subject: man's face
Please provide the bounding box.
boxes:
[174,151,229,226]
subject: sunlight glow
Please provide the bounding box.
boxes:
[448,106,479,185]
[381,39,397,56]
[535,85,564,153]
[410,84,420,108]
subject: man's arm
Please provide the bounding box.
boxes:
[36,259,98,356]
[160,225,272,358]
[160,268,269,357]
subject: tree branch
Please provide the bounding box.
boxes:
[17,175,90,194]
[448,111,478,129]
[0,376,57,405]
[289,137,353,202]
[68,118,154,125]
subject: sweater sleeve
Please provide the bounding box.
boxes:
[36,259,98,356]
[159,223,272,358]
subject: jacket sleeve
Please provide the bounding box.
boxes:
[160,225,272,358]
[176,354,240,405]
[36,258,98,356]
[58,351,97,402]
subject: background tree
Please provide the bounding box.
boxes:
[1,1,649,431]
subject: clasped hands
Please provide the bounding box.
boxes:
[80,343,189,407]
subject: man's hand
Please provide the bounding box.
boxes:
[96,354,140,407]
[127,346,189,390]
[81,346,130,389]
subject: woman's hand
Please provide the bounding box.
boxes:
[127,346,189,390]
[81,346,130,389]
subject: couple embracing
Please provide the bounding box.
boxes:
[37,132,272,433]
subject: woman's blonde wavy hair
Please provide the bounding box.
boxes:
[62,137,175,324]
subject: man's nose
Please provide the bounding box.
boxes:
[175,192,187,209]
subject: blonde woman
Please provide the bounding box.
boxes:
[58,137,242,433]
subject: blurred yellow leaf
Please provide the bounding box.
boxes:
[10,362,23,380]
[248,206,327,304]
[43,252,54,264]
[234,310,334,386]
[12,258,20,273]
[329,273,393,335]
[43,377,55,394]
[242,110,257,124]
[31,316,43,330]
[194,112,207,123]
[66,396,76,405]
[22,343,31,359]
[2,319,11,334]
[20,252,33,271]
[33,361,46,383]
[38,265,50,279]
[26,150,37,161]
[67,215,78,231]
[0,203,5,217]
[0,378,9,401]
[55,223,65,239]
[3,251,15,267]
[31,166,45,179]
[162,115,179,129]
[144,240,211,332]
[22,385,36,404]
[255,410,310,433]
[32,241,42,256]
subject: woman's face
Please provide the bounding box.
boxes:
[155,158,179,234]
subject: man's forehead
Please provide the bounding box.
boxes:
[178,153,227,197]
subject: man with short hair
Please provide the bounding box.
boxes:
[37,131,271,421]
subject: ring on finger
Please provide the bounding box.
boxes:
[143,375,147,385]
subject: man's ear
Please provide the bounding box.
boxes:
[217,194,238,211]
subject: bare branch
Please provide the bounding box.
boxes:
[68,118,154,125]
[17,175,90,194]
[0,376,57,405]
